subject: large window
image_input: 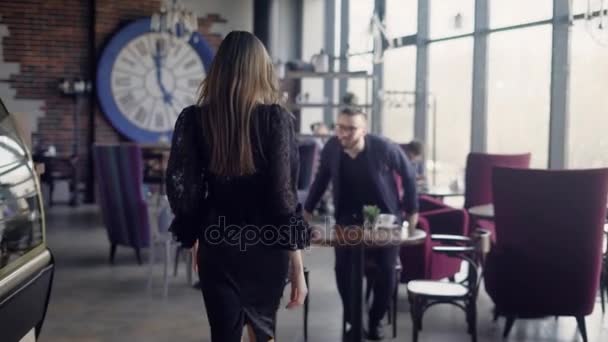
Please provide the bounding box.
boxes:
[568,20,608,168]
[487,25,552,168]
[428,38,473,186]
[349,0,374,57]
[299,0,326,133]
[430,0,474,39]
[489,0,552,28]
[572,0,599,15]
[386,0,417,38]
[347,0,375,125]
[382,47,416,143]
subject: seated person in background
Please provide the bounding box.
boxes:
[310,121,331,145]
[403,140,426,184]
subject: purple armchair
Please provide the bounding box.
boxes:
[464,153,531,241]
[93,144,151,264]
[484,167,608,342]
[297,139,320,205]
[400,195,470,283]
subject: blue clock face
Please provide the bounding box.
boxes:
[97,18,214,142]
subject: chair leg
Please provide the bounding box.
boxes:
[163,240,170,298]
[147,240,155,291]
[135,247,143,265]
[410,295,421,342]
[48,182,54,207]
[342,312,347,341]
[186,251,193,284]
[392,271,399,338]
[69,178,78,206]
[601,269,606,314]
[109,244,117,264]
[503,316,516,338]
[304,268,309,341]
[604,272,608,315]
[575,316,588,342]
[467,300,477,342]
[173,247,180,277]
[392,301,397,338]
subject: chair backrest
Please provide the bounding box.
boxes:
[157,195,174,234]
[93,144,150,248]
[297,140,319,190]
[464,152,531,209]
[492,167,608,314]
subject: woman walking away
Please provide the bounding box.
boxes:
[166,31,310,342]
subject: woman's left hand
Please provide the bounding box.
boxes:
[286,265,308,309]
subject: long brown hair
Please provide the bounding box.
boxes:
[197,31,281,176]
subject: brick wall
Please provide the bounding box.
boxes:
[0,0,226,201]
[1,0,92,156]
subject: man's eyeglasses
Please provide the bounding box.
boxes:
[335,124,362,134]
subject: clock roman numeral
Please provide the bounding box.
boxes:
[115,77,132,87]
[155,113,164,129]
[184,59,197,70]
[188,79,199,88]
[173,44,182,57]
[119,92,135,111]
[134,107,147,125]
[121,57,136,68]
[135,41,148,56]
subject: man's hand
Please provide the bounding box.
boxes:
[408,212,419,233]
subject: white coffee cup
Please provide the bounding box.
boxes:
[376,214,398,229]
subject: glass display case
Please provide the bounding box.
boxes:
[0,98,54,342]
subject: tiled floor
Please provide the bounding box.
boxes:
[40,205,608,341]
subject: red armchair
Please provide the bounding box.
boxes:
[484,167,608,342]
[464,152,531,241]
[400,195,469,283]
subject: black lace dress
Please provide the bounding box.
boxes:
[166,104,310,342]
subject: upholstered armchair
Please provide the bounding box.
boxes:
[297,139,320,205]
[464,152,531,241]
[400,195,469,283]
[93,144,151,264]
[484,167,608,342]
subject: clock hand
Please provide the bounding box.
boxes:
[153,43,173,104]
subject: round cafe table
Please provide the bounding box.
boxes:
[311,225,427,342]
[419,185,464,200]
[467,204,494,219]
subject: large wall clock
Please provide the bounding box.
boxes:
[97,18,214,143]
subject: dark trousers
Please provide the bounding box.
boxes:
[335,245,399,325]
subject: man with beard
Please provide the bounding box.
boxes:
[304,107,419,340]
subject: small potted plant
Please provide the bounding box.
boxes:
[362,205,381,230]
